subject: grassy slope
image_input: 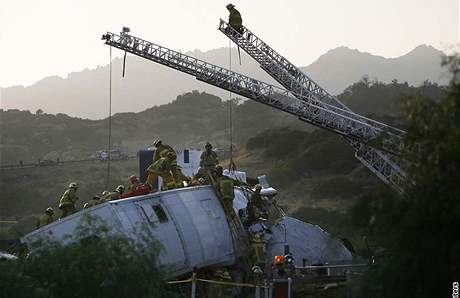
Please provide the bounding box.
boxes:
[1,81,445,244]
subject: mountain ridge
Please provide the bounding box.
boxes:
[1,45,447,119]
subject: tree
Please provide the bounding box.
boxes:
[35,109,43,115]
[356,55,460,297]
[0,214,173,298]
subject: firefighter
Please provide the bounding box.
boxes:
[193,167,210,184]
[152,139,175,164]
[207,269,235,297]
[146,151,184,190]
[213,166,235,212]
[250,234,266,268]
[246,198,261,227]
[83,196,102,209]
[58,182,79,219]
[190,177,206,186]
[200,142,219,171]
[103,185,125,201]
[226,4,243,34]
[251,184,265,210]
[36,207,54,228]
[127,175,140,191]
[101,190,110,201]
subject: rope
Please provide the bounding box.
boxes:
[106,46,112,189]
[167,277,271,289]
[228,39,234,172]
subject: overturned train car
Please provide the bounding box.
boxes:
[21,184,352,277]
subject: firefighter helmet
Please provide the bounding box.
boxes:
[205,142,212,149]
[68,182,78,189]
[153,139,162,147]
[116,185,125,193]
[222,271,232,280]
[226,3,235,9]
[128,175,139,182]
[45,207,54,214]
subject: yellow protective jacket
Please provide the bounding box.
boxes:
[217,176,235,203]
[200,150,219,169]
[83,198,101,209]
[153,144,175,163]
[36,214,54,228]
[59,188,78,208]
[229,7,242,28]
[103,191,121,202]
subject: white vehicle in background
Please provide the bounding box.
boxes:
[92,149,129,161]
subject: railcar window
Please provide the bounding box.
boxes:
[152,205,168,223]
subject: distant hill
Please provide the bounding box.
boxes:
[1,45,447,119]
[303,45,448,96]
[0,81,445,166]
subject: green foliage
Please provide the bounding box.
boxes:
[354,55,460,297]
[339,77,445,118]
[311,176,363,200]
[247,128,359,187]
[0,214,171,298]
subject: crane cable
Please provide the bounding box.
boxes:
[228,40,237,172]
[106,46,112,189]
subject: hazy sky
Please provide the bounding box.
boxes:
[0,0,458,88]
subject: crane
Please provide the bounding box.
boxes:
[101,27,406,193]
[217,20,407,193]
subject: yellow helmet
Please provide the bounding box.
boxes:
[116,185,125,193]
[68,182,78,189]
[153,139,162,147]
[45,207,54,214]
[222,271,232,280]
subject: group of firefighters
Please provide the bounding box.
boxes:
[36,137,265,227]
[35,7,267,295]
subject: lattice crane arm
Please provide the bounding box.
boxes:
[218,20,408,194]
[102,29,406,193]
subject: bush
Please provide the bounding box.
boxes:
[0,215,172,298]
[311,176,363,199]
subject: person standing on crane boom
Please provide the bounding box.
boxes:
[226,4,243,34]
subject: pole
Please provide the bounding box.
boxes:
[106,46,112,189]
[190,272,197,298]
[287,277,292,298]
[264,281,269,298]
[255,285,260,298]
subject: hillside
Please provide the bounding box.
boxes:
[0,91,303,165]
[1,45,447,119]
[0,81,446,241]
[0,80,445,166]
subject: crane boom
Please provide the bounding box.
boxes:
[102,29,406,193]
[218,20,406,193]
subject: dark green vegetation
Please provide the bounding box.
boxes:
[2,72,457,297]
[1,80,443,165]
[0,215,173,298]
[0,79,446,239]
[1,159,137,239]
[0,91,300,164]
[352,56,460,297]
